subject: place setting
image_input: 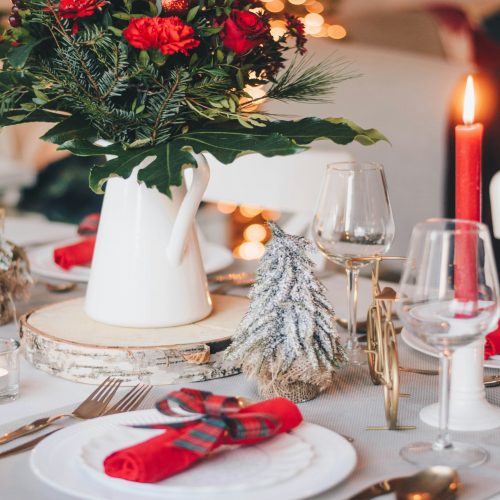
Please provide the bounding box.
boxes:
[1,0,500,499]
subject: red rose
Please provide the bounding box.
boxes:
[57,0,106,20]
[123,17,200,56]
[221,10,269,54]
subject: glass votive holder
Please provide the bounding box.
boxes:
[0,339,20,402]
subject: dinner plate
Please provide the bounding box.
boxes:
[30,409,357,500]
[401,328,500,370]
[28,239,234,283]
[79,423,313,494]
[5,216,76,247]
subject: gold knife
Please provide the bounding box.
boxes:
[0,417,53,445]
[0,429,60,459]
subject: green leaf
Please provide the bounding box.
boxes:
[138,50,149,66]
[175,130,305,164]
[112,12,131,20]
[89,148,152,194]
[33,88,49,102]
[57,139,123,156]
[0,109,64,127]
[108,26,123,37]
[41,114,96,145]
[264,117,388,146]
[186,5,200,22]
[7,38,47,68]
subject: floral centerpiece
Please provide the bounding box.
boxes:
[0,0,387,330]
[0,0,384,195]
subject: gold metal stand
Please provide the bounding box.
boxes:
[350,256,416,431]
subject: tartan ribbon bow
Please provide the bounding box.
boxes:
[140,388,281,456]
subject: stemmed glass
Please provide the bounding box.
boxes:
[313,162,395,365]
[397,219,500,468]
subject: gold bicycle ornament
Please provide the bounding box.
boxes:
[348,256,416,431]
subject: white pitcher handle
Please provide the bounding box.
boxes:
[167,154,210,266]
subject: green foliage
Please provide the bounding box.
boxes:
[0,0,388,196]
[57,117,387,196]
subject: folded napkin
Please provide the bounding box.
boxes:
[485,321,500,359]
[53,237,96,270]
[103,388,303,483]
[77,213,100,236]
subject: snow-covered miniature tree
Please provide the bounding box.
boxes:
[223,223,345,403]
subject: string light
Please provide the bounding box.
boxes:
[240,205,263,218]
[244,223,267,242]
[265,0,285,13]
[305,1,324,13]
[328,24,347,39]
[216,202,237,214]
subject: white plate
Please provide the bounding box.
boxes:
[28,239,234,283]
[79,422,313,494]
[30,409,357,500]
[401,328,500,370]
[5,216,76,247]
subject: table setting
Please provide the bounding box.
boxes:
[0,0,500,499]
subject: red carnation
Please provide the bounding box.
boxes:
[123,17,200,56]
[221,10,269,54]
[57,0,106,20]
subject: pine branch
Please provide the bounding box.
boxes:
[263,56,358,104]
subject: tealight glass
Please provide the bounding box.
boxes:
[0,339,20,402]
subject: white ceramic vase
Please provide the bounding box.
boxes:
[85,153,212,328]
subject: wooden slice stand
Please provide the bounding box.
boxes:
[20,294,248,386]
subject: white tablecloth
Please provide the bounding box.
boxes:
[1,276,500,499]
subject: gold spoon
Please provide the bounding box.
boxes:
[350,466,460,500]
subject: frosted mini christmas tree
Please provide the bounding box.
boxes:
[223,223,345,402]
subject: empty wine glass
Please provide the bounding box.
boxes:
[397,218,500,468]
[313,162,395,364]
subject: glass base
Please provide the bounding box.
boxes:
[343,343,367,366]
[400,441,488,469]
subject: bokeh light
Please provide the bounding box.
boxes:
[328,24,347,39]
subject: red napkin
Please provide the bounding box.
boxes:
[53,237,96,270]
[485,320,500,359]
[104,397,303,483]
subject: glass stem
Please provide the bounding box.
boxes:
[434,351,453,450]
[346,266,360,350]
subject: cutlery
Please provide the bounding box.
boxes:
[0,429,60,459]
[0,377,122,445]
[0,383,153,457]
[44,282,77,293]
[400,367,500,387]
[399,366,438,375]
[350,466,460,499]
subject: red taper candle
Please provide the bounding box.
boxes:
[455,75,483,307]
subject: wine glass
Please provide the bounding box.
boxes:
[313,162,395,364]
[397,218,500,468]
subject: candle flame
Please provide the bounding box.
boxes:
[463,75,475,125]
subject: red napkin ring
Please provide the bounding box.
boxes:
[103,388,303,483]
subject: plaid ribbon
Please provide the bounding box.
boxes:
[138,388,281,456]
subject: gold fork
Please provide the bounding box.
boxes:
[0,383,153,458]
[0,377,122,445]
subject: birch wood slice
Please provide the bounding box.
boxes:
[20,294,248,386]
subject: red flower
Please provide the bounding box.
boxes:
[123,17,200,56]
[221,10,269,54]
[57,0,106,20]
[285,14,307,54]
